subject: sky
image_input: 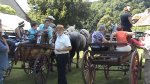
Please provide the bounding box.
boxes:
[89,0,99,2]
[15,0,30,13]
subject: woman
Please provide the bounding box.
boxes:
[110,24,134,51]
[91,25,109,51]
[0,28,9,84]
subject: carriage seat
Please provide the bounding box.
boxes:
[90,42,132,64]
[90,43,109,51]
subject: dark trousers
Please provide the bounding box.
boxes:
[56,53,68,84]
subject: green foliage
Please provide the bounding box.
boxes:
[132,26,150,32]
[0,4,16,15]
[27,0,150,31]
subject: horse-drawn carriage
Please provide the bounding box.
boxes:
[81,32,144,84]
[3,30,55,84]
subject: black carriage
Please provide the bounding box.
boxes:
[81,41,143,84]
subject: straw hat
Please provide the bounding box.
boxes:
[56,25,64,31]
[18,21,25,27]
[48,16,55,20]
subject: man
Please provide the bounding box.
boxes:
[28,22,38,44]
[55,25,72,84]
[15,21,25,41]
[38,19,53,44]
[120,6,133,32]
[47,15,56,29]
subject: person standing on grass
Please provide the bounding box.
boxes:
[0,27,9,84]
[54,25,72,84]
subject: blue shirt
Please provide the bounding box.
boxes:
[38,24,53,39]
[28,28,38,40]
[0,39,9,70]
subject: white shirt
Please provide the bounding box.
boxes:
[55,34,71,54]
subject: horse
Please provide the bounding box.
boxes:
[65,25,90,68]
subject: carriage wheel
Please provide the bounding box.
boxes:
[33,55,49,84]
[129,50,139,84]
[23,60,34,74]
[81,50,96,84]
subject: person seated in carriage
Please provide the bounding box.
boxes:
[28,22,38,44]
[38,19,53,44]
[15,21,25,41]
[91,24,109,51]
[110,24,134,51]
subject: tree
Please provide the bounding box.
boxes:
[0,4,16,15]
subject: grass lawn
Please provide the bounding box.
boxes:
[4,62,144,84]
[4,50,145,84]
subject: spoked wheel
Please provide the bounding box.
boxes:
[129,50,139,84]
[23,60,34,74]
[81,50,96,84]
[33,55,50,84]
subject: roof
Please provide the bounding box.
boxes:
[0,13,30,30]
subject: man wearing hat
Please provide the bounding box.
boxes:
[40,15,56,29]
[15,21,25,41]
[47,15,56,28]
[55,25,72,84]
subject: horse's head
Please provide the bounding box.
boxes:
[36,31,49,44]
[64,25,76,34]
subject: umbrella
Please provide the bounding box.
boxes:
[0,13,31,31]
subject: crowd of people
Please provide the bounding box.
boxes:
[0,5,150,84]
[0,15,71,84]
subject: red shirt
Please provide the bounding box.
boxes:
[116,31,128,43]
